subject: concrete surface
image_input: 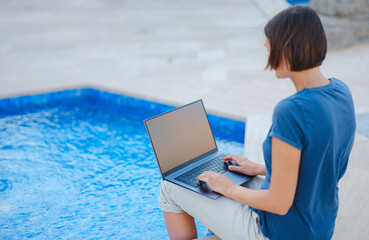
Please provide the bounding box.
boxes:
[311,0,369,17]
[1,0,368,120]
[311,0,369,50]
[0,0,368,239]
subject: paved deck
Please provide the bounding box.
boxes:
[1,0,368,239]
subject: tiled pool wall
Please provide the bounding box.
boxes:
[286,0,310,4]
[0,88,245,143]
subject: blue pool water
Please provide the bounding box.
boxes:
[0,90,245,239]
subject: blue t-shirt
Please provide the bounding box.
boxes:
[251,78,356,240]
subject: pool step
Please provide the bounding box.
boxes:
[244,113,273,164]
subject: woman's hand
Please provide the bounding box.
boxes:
[197,171,236,196]
[224,154,266,176]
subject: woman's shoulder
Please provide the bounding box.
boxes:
[272,97,302,121]
[273,77,355,120]
[274,98,297,113]
[283,78,352,105]
[330,78,353,95]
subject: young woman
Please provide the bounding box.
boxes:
[159,5,356,240]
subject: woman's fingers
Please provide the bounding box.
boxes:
[198,171,210,182]
[223,155,234,161]
[198,176,208,182]
[224,154,241,162]
[228,165,242,172]
[197,174,208,182]
[224,154,245,166]
[198,171,218,181]
[197,171,236,195]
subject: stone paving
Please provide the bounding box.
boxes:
[0,0,368,239]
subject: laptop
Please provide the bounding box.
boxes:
[144,100,251,199]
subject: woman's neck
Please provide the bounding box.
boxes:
[290,67,330,92]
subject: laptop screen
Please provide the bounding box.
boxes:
[145,100,217,175]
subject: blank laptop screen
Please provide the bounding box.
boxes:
[145,100,216,174]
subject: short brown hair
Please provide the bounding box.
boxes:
[265,5,327,71]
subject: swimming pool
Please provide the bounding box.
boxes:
[0,89,245,239]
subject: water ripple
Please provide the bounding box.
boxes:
[0,179,10,192]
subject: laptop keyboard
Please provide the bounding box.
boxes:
[174,154,236,188]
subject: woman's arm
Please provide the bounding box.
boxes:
[198,137,301,215]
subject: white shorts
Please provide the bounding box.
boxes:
[159,176,268,240]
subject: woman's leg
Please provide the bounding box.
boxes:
[159,176,267,240]
[163,211,197,240]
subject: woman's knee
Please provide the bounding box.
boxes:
[159,179,184,214]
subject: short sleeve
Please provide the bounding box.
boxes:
[269,99,305,151]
